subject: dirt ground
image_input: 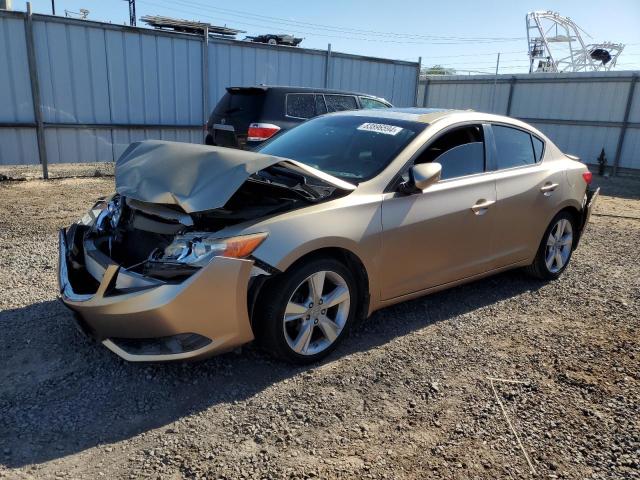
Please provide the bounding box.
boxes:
[0,173,638,479]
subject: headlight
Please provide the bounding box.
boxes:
[157,232,268,267]
[79,198,109,227]
[107,196,123,228]
[86,195,122,231]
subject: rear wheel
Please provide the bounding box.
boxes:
[255,258,357,363]
[525,211,576,280]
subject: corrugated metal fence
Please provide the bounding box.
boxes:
[0,9,419,176]
[418,71,640,174]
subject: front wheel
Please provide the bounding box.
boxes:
[525,211,576,280]
[255,258,357,364]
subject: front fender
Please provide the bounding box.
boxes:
[248,197,384,309]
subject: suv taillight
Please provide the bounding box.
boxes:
[247,123,280,142]
[582,171,593,184]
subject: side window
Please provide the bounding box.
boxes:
[359,97,389,109]
[286,94,315,119]
[493,125,536,169]
[315,95,327,115]
[414,125,485,180]
[532,135,544,162]
[325,95,358,112]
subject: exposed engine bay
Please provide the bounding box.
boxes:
[62,140,355,294]
[74,165,348,284]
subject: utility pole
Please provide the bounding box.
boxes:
[491,53,501,113]
[51,0,55,15]
[125,0,136,26]
[0,0,13,10]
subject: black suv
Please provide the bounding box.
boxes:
[205,86,392,149]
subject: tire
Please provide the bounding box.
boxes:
[525,211,577,280]
[254,257,357,364]
[267,38,278,45]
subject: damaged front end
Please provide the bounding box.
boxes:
[58,140,354,362]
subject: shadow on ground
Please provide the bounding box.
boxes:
[592,174,640,200]
[0,269,542,467]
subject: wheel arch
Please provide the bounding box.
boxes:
[557,204,580,224]
[556,204,582,248]
[252,245,372,326]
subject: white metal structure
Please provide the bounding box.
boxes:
[526,11,624,73]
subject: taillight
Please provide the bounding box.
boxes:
[247,123,280,142]
[582,171,593,184]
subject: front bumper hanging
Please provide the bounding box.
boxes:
[58,228,256,362]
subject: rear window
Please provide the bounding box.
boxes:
[532,135,544,161]
[257,115,425,182]
[210,90,265,128]
[286,94,316,119]
[325,95,358,112]
[493,125,536,169]
[359,97,390,109]
[315,95,327,115]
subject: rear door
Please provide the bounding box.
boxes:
[488,124,565,266]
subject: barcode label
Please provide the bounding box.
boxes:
[357,123,403,136]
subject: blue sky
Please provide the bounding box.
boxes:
[26,0,640,73]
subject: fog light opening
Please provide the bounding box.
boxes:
[109,333,212,356]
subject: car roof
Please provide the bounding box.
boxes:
[226,85,390,101]
[326,108,545,132]
[326,107,455,124]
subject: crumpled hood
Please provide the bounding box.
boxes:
[115,140,355,213]
[115,140,287,213]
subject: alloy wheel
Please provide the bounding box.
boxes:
[282,270,350,356]
[545,218,573,273]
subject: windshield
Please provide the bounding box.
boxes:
[257,115,425,182]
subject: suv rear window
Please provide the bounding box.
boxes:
[286,94,316,119]
[359,97,389,109]
[210,89,265,128]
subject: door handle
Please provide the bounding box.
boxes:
[471,199,495,215]
[540,182,559,195]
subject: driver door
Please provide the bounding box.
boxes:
[380,124,497,300]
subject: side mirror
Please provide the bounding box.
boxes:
[409,163,442,192]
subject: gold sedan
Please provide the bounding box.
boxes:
[58,109,598,363]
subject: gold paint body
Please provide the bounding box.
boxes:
[59,110,594,361]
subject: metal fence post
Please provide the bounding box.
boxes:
[24,2,48,178]
[324,43,332,88]
[202,25,209,135]
[505,76,517,116]
[413,56,421,106]
[421,78,430,107]
[612,74,637,176]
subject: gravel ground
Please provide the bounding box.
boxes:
[0,163,115,181]
[0,174,638,479]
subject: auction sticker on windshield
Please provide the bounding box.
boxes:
[357,123,403,136]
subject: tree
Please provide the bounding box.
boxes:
[422,64,456,76]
